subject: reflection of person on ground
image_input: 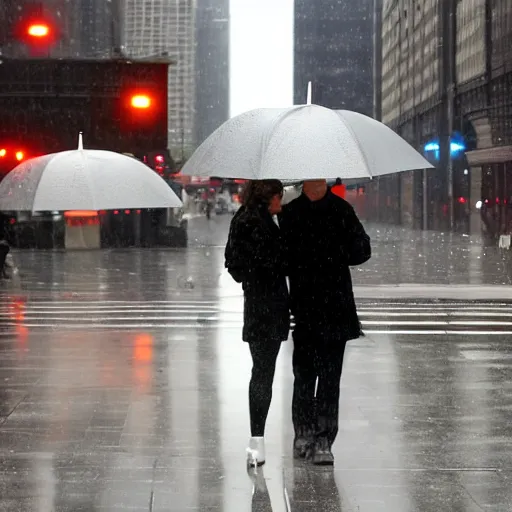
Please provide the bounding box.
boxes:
[288,462,344,512]
[224,180,290,467]
[247,467,273,512]
[279,179,371,465]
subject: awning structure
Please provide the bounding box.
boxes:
[466,145,512,166]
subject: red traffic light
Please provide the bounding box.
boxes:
[27,23,50,38]
[130,94,152,109]
[122,91,159,129]
[0,148,27,161]
[13,8,60,55]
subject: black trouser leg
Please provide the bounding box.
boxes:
[291,329,317,440]
[248,340,282,437]
[315,339,347,447]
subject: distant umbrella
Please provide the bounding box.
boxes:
[0,134,182,212]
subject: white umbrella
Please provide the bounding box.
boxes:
[0,135,182,212]
[182,105,433,180]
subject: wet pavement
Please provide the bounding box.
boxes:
[186,214,512,285]
[1,216,512,510]
[8,214,512,302]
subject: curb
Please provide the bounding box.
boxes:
[353,284,512,300]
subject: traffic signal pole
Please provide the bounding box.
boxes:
[439,0,456,231]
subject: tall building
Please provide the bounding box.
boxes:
[376,0,512,236]
[294,0,374,114]
[195,0,230,145]
[122,0,196,159]
[75,0,122,58]
[0,0,120,58]
[381,0,441,127]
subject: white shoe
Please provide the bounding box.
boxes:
[246,436,265,467]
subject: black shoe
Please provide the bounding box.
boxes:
[293,437,312,460]
[311,437,334,466]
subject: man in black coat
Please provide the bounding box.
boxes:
[279,179,371,465]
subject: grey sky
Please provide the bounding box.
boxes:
[229,0,294,117]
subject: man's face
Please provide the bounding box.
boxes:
[303,180,327,194]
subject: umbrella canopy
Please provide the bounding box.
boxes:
[182,105,433,180]
[0,143,182,212]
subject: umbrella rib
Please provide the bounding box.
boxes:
[30,156,56,213]
[337,112,374,180]
[81,151,98,211]
[259,106,305,181]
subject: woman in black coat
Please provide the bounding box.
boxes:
[224,180,289,468]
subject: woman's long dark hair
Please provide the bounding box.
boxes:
[241,180,284,209]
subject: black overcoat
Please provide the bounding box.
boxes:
[225,205,290,343]
[278,191,371,341]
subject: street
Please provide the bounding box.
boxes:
[1,215,512,511]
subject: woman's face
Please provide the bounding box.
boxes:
[268,193,283,215]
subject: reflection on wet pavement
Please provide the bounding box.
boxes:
[0,216,512,510]
[2,314,512,509]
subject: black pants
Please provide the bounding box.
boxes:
[292,327,347,447]
[248,340,282,437]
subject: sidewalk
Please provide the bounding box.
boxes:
[1,306,511,510]
[1,227,512,510]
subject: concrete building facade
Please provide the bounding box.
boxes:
[122,0,196,160]
[195,0,230,146]
[376,0,445,229]
[381,0,441,126]
[374,0,512,237]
